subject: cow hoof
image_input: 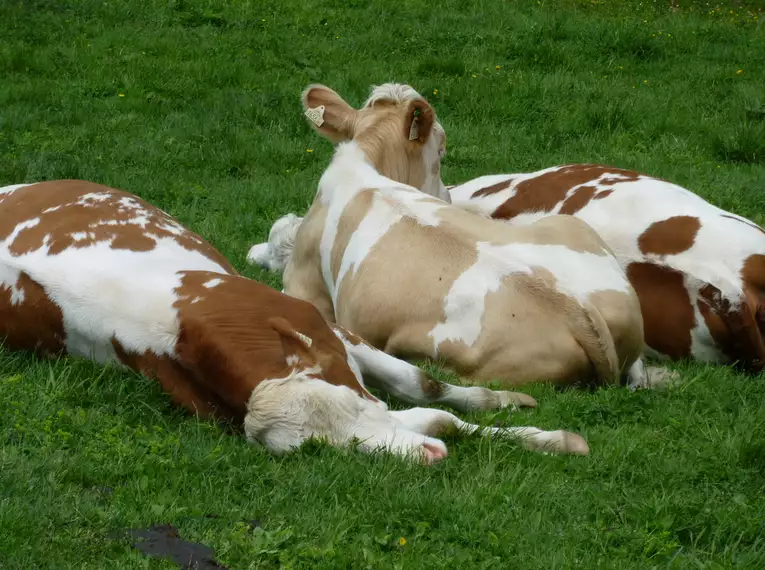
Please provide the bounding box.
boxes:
[645,366,681,390]
[421,442,448,464]
[502,391,538,409]
[559,431,590,456]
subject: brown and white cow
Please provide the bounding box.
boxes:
[248,83,671,390]
[0,180,588,463]
[446,165,765,373]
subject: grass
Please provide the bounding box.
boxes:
[1,0,764,567]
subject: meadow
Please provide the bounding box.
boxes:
[1,0,765,567]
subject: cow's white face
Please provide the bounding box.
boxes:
[244,370,447,464]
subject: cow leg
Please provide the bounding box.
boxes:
[331,324,536,412]
[388,408,590,456]
[625,358,679,390]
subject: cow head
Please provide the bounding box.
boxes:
[244,317,446,463]
[301,83,449,202]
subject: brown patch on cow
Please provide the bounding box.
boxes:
[697,284,765,373]
[626,262,694,359]
[330,190,374,282]
[0,181,235,273]
[637,216,702,256]
[559,186,598,215]
[173,271,378,404]
[594,189,613,200]
[492,165,641,220]
[419,371,445,398]
[471,178,514,198]
[0,272,66,356]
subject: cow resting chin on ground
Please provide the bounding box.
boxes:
[0,180,588,463]
[248,83,673,391]
[446,165,765,374]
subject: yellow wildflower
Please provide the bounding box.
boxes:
[433,89,439,95]
[398,537,407,546]
[306,148,313,153]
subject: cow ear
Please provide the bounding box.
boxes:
[268,316,319,369]
[302,84,358,143]
[403,99,435,145]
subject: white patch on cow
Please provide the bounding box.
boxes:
[0,184,34,195]
[79,192,111,204]
[429,240,629,351]
[332,193,404,307]
[71,232,88,241]
[203,277,223,289]
[0,262,25,305]
[247,213,303,272]
[285,354,300,367]
[6,217,41,244]
[429,242,532,349]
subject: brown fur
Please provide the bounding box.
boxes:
[0,272,66,357]
[637,216,702,256]
[490,165,641,220]
[0,180,234,271]
[626,262,695,359]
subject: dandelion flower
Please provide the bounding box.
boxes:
[433,89,439,95]
[306,148,313,153]
[398,537,407,546]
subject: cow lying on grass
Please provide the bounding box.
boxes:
[447,166,765,374]
[0,180,588,463]
[248,83,671,390]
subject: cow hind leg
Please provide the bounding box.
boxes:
[332,324,537,412]
[388,408,590,456]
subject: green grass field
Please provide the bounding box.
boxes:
[2,0,765,567]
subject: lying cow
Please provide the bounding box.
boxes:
[248,83,671,390]
[0,180,587,463]
[446,165,765,373]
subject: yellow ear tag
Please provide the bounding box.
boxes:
[304,105,325,127]
[408,119,419,141]
[294,330,313,347]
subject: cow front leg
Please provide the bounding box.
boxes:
[331,324,536,412]
[388,408,590,456]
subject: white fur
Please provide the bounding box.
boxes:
[247,213,303,271]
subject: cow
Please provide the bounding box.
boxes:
[247,83,673,391]
[0,180,589,463]
[446,165,765,374]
